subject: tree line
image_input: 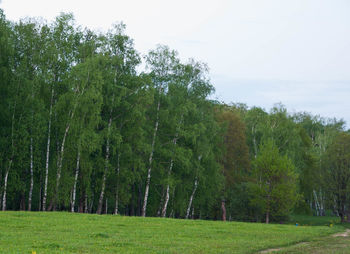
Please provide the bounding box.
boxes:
[1,10,349,223]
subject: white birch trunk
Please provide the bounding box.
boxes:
[28,137,34,211]
[162,115,182,218]
[2,165,10,211]
[54,75,87,210]
[42,85,54,211]
[162,156,174,217]
[186,176,198,219]
[313,189,320,216]
[97,85,116,214]
[97,116,112,214]
[319,190,325,216]
[2,100,16,211]
[28,81,35,212]
[157,188,165,217]
[71,150,80,213]
[141,95,161,217]
[161,183,171,218]
[54,114,73,210]
[169,186,176,218]
[114,192,119,215]
[0,174,2,211]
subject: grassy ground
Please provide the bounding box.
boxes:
[276,233,350,254]
[262,215,350,253]
[0,212,344,253]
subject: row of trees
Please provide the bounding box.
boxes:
[1,10,349,223]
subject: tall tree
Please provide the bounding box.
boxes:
[216,106,250,221]
[250,140,298,223]
[141,45,179,217]
[323,132,350,222]
[0,9,14,211]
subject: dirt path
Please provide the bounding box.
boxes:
[332,229,350,238]
[258,229,350,253]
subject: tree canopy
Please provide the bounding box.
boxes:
[0,10,349,223]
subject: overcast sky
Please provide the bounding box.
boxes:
[1,0,350,127]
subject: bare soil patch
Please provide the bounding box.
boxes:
[332,229,350,238]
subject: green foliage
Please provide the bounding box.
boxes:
[250,140,298,222]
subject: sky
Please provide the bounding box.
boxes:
[1,0,350,127]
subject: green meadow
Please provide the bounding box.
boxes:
[0,212,345,253]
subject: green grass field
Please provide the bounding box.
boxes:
[0,212,345,253]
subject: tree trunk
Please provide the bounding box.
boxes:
[114,192,119,215]
[71,150,80,213]
[138,183,142,216]
[266,194,270,224]
[161,157,173,217]
[38,174,42,211]
[186,177,198,219]
[114,152,120,215]
[2,165,10,211]
[221,199,227,221]
[266,210,270,224]
[142,95,161,217]
[42,85,54,211]
[89,188,94,213]
[54,116,72,210]
[97,167,107,214]
[3,99,17,211]
[169,186,176,218]
[53,79,85,211]
[313,189,321,216]
[97,116,112,214]
[28,81,36,212]
[20,194,26,211]
[162,127,180,217]
[28,137,34,211]
[78,194,84,213]
[161,184,171,218]
[319,190,325,216]
[157,188,165,217]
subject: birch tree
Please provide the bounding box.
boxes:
[96,25,142,214]
[141,45,179,217]
[323,132,350,222]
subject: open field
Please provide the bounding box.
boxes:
[0,212,345,253]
